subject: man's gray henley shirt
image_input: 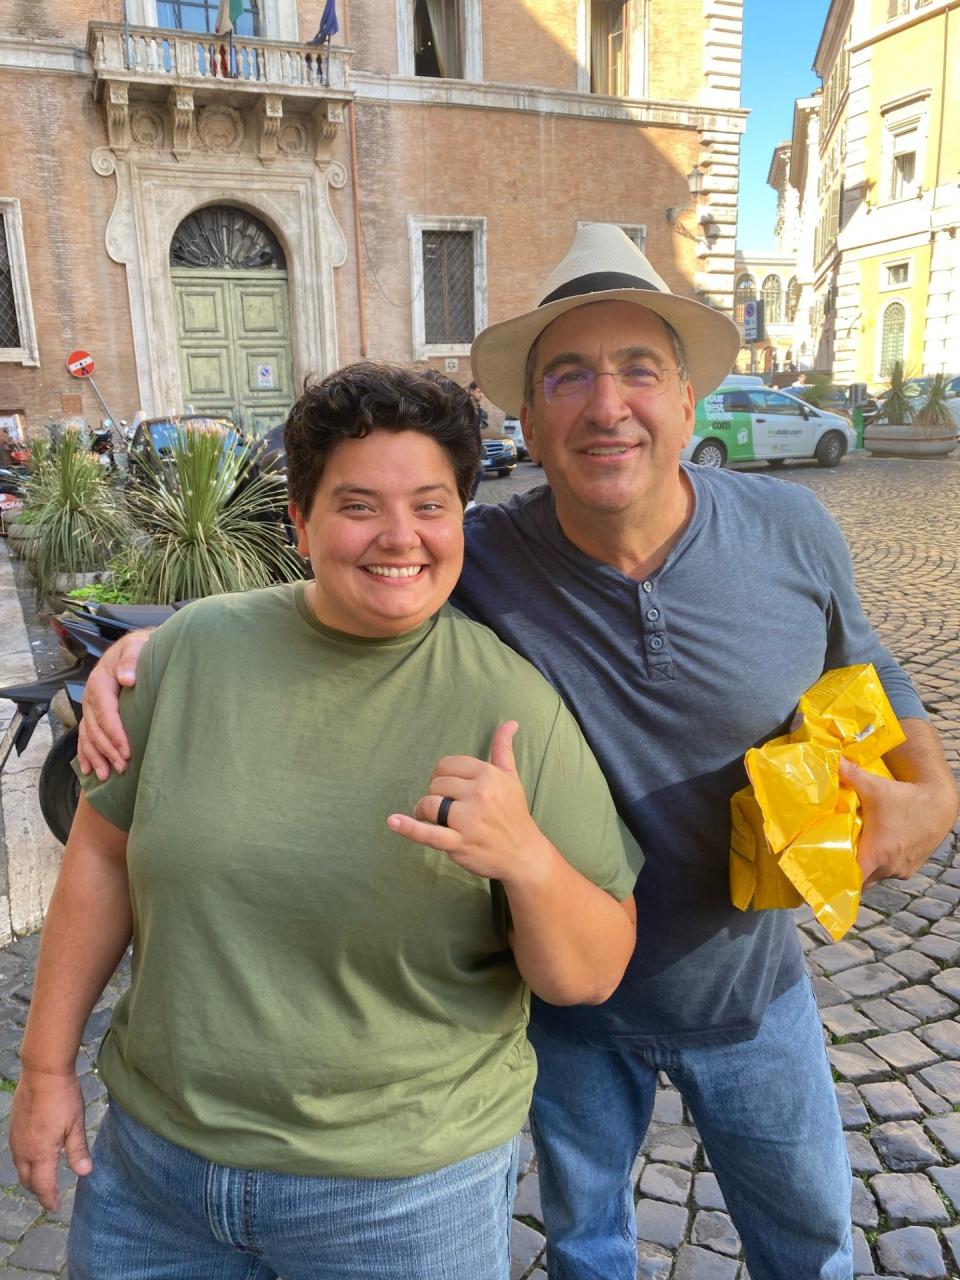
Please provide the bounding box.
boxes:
[455,465,924,1050]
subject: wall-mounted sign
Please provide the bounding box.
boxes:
[67,350,95,378]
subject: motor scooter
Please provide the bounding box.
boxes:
[90,419,128,475]
[0,467,27,534]
[0,602,178,844]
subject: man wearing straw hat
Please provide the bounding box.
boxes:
[78,225,956,1279]
[461,224,956,1280]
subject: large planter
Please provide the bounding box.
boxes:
[6,521,41,559]
[863,423,959,458]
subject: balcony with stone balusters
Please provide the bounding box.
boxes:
[86,21,352,162]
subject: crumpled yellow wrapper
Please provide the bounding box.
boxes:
[730,664,904,941]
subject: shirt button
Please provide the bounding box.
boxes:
[646,608,660,621]
[642,580,654,593]
[649,635,664,651]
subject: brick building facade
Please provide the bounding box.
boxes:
[0,0,746,434]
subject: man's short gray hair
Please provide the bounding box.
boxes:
[522,312,689,405]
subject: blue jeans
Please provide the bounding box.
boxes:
[69,1099,519,1279]
[529,975,852,1280]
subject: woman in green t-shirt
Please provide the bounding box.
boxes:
[11,363,638,1280]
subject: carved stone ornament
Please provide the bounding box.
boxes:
[313,102,343,155]
[277,120,307,156]
[90,146,117,177]
[168,87,194,158]
[197,105,245,153]
[256,96,283,161]
[130,106,165,150]
[104,80,130,152]
[324,160,348,191]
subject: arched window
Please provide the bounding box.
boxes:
[170,206,286,270]
[761,275,782,324]
[879,302,905,377]
[785,277,800,323]
[734,274,756,325]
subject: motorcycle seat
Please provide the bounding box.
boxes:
[96,604,177,628]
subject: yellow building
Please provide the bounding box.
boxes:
[808,0,960,387]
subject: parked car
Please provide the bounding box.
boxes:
[814,385,854,418]
[683,384,858,469]
[125,414,245,488]
[500,415,528,460]
[480,435,518,478]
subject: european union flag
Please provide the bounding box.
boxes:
[309,0,339,43]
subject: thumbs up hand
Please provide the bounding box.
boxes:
[387,721,548,886]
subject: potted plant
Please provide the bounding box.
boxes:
[863,363,959,458]
[25,427,130,606]
[123,421,302,603]
[4,504,43,558]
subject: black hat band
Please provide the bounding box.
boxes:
[539,271,661,307]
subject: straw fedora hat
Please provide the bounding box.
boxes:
[471,223,741,414]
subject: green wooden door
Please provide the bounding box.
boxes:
[172,268,295,437]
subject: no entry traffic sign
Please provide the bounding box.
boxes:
[67,350,95,378]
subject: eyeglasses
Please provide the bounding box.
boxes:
[539,365,682,404]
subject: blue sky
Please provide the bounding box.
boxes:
[737,0,832,251]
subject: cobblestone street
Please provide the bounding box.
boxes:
[1,453,960,1277]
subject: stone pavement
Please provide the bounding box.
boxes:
[0,453,959,1277]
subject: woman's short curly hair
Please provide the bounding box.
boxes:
[284,362,480,515]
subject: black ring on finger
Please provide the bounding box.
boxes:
[436,796,454,828]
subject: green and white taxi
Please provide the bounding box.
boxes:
[683,380,858,470]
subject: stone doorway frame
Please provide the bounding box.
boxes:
[91,145,347,418]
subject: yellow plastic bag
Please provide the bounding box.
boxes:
[730,786,803,912]
[729,664,903,941]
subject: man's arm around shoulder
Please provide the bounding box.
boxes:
[77,631,154,780]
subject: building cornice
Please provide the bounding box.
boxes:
[767,142,791,191]
[1,39,749,136]
[0,35,91,75]
[848,0,960,54]
[735,251,797,268]
[349,72,749,133]
[814,0,853,77]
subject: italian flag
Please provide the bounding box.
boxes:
[215,0,244,33]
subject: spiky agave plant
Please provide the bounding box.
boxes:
[21,436,57,510]
[876,361,915,427]
[27,427,130,605]
[124,422,302,604]
[914,373,956,430]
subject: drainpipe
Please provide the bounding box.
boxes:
[343,1,368,357]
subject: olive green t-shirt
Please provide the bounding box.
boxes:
[80,583,640,1177]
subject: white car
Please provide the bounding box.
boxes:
[683,384,858,469]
